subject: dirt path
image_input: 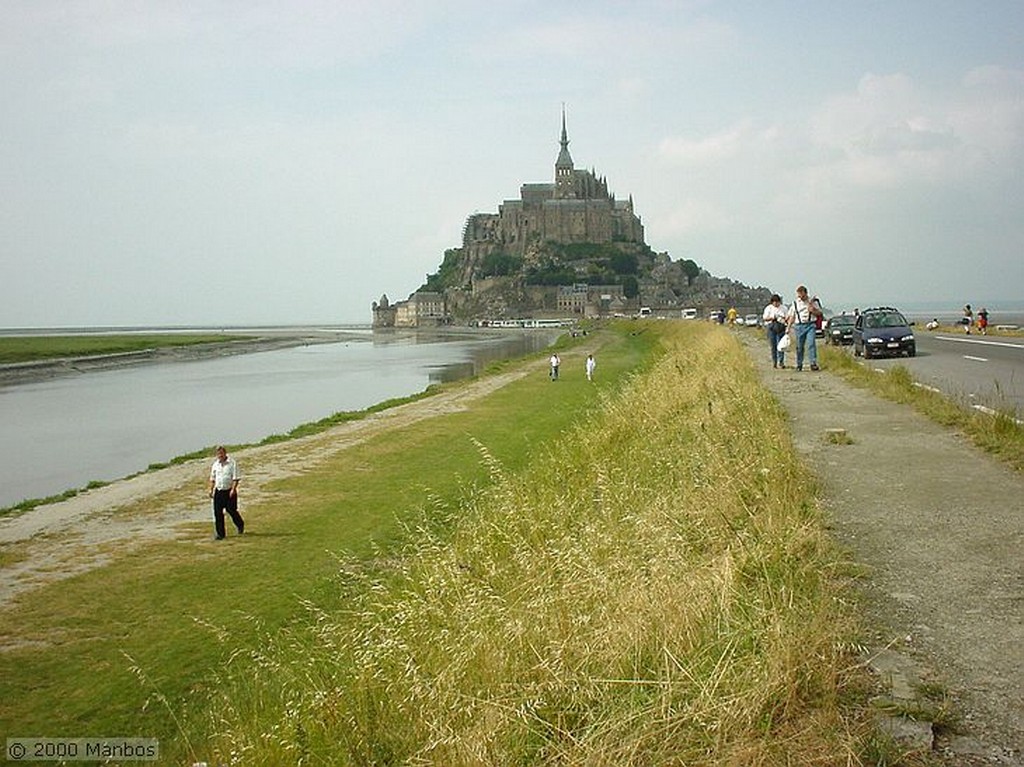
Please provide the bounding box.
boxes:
[0,363,538,613]
[742,331,1023,765]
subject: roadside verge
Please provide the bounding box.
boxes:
[741,329,1024,765]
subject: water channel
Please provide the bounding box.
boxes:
[0,328,559,508]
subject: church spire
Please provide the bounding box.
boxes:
[554,104,575,198]
[556,105,573,170]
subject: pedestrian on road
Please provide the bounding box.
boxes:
[549,353,560,381]
[208,445,244,540]
[762,293,788,369]
[585,354,596,381]
[786,285,822,371]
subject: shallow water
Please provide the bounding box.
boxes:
[0,330,556,508]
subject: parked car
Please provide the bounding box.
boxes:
[743,314,760,327]
[853,307,916,359]
[825,314,855,345]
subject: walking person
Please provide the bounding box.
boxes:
[962,304,973,334]
[762,293,789,369]
[585,353,596,381]
[786,285,822,371]
[549,353,561,381]
[208,445,244,540]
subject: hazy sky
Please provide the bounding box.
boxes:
[3,1,1022,327]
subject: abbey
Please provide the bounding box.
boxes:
[466,111,645,260]
[372,115,766,327]
[373,113,649,328]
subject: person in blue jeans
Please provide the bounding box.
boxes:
[762,293,788,368]
[785,285,822,371]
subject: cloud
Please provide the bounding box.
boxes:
[469,6,737,67]
[658,121,753,165]
[808,69,1024,186]
[953,65,1024,158]
[658,198,731,238]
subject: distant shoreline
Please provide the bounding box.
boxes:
[0,325,559,388]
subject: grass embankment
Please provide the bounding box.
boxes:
[190,322,872,765]
[821,346,1024,471]
[1,322,877,765]
[0,334,240,364]
[0,326,649,752]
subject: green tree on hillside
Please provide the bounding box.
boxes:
[680,259,700,286]
[609,251,638,275]
[479,251,523,277]
[526,257,575,286]
[622,275,639,299]
[423,249,464,292]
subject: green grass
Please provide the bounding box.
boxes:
[1,322,890,765]
[821,346,1024,471]
[0,334,246,364]
[0,324,658,757]
[187,322,874,765]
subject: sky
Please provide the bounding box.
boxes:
[2,1,1023,327]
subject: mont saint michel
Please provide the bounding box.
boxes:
[372,114,768,327]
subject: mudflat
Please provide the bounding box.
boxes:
[0,330,363,387]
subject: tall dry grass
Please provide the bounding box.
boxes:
[194,323,867,765]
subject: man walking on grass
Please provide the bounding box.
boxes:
[208,445,244,540]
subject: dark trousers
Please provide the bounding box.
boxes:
[213,489,244,538]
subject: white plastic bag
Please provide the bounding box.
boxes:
[777,333,791,352]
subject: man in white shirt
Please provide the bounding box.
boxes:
[785,285,822,371]
[208,445,244,540]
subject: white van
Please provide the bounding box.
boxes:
[681,308,698,320]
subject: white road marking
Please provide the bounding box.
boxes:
[935,335,1024,351]
[963,355,989,362]
[912,382,942,394]
[972,404,1024,426]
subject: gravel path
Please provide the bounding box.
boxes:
[744,331,1023,765]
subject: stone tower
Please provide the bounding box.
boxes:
[554,107,575,200]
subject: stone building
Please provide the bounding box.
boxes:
[463,111,644,264]
[373,112,653,327]
[372,291,448,328]
[394,292,446,327]
[371,294,396,327]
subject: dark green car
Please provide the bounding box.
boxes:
[825,314,855,345]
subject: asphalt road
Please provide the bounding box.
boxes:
[842,330,1024,420]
